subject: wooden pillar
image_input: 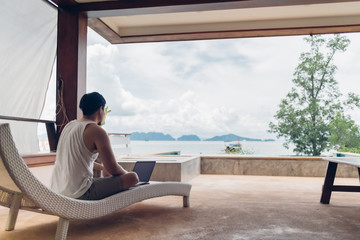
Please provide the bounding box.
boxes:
[56,7,87,135]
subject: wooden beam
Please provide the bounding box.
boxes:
[81,0,249,18]
[88,18,122,43]
[56,8,87,134]
[50,0,78,7]
[78,0,359,18]
[93,24,360,44]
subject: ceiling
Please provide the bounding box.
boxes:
[68,0,360,44]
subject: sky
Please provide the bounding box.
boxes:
[41,30,360,140]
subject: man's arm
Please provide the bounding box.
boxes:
[85,124,128,176]
[93,161,111,177]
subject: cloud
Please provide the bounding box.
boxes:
[101,87,278,139]
[104,90,248,139]
[43,29,360,140]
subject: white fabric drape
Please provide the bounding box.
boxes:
[0,0,57,154]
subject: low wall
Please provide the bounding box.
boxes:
[200,156,359,178]
[118,156,200,182]
[24,154,359,179]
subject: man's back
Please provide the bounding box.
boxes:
[50,120,99,198]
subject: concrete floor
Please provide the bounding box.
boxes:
[0,175,360,240]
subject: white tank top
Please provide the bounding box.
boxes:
[50,120,99,198]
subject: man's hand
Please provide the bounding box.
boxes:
[102,167,112,177]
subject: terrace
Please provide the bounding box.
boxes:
[1,154,360,239]
[1,172,360,240]
[1,0,360,239]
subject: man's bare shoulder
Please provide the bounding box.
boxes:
[84,123,107,136]
[83,123,109,152]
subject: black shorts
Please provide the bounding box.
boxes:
[77,175,124,200]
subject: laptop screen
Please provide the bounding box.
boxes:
[132,161,156,182]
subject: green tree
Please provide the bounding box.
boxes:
[269,34,350,156]
[329,112,360,150]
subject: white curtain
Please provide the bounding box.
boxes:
[0,0,57,154]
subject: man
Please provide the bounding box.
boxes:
[50,92,139,200]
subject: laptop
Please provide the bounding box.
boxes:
[132,161,156,186]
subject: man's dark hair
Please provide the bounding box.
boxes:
[79,92,106,116]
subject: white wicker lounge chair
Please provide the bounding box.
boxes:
[0,123,191,240]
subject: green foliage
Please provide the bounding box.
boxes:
[329,112,360,150]
[344,92,360,109]
[100,106,111,126]
[338,146,360,154]
[269,34,351,156]
[224,144,254,155]
[105,106,111,115]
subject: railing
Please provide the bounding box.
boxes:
[0,115,57,152]
[108,133,131,156]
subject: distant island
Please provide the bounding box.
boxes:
[130,132,175,141]
[177,135,201,141]
[129,132,274,142]
[204,133,274,142]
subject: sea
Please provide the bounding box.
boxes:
[38,135,334,157]
[112,140,334,157]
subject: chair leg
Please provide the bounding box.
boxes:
[5,193,22,231]
[183,196,190,208]
[55,217,70,240]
